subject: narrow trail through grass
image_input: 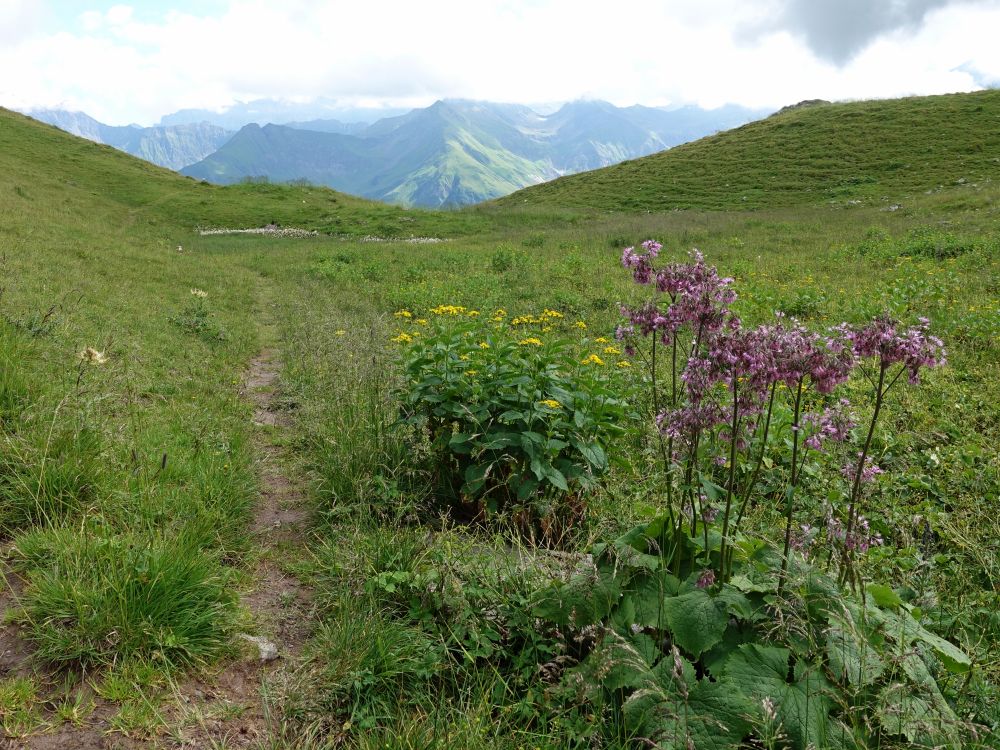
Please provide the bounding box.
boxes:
[165,280,315,748]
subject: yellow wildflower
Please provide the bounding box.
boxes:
[479,342,490,349]
[581,354,605,366]
[493,308,507,318]
[541,326,553,332]
[603,346,622,355]
[616,360,632,368]
[460,354,471,361]
[394,310,413,318]
[464,369,478,376]
[430,304,467,316]
[519,338,543,346]
[542,309,564,319]
[575,321,587,329]
[595,337,610,343]
[538,399,562,409]
[468,310,480,317]
[335,330,346,336]
[416,319,429,325]
[390,332,413,343]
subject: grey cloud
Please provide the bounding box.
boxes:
[755,0,983,65]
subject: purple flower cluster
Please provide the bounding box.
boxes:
[616,241,944,581]
[802,399,855,451]
[840,315,946,383]
[695,568,716,589]
[826,509,884,553]
[620,249,738,345]
[768,316,855,394]
[843,454,883,484]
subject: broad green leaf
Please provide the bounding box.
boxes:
[529,456,544,481]
[878,678,961,747]
[624,657,753,750]
[571,437,608,470]
[448,432,474,453]
[515,475,539,501]
[867,583,903,609]
[543,464,568,491]
[871,606,972,674]
[591,631,658,692]
[826,613,886,687]
[621,571,680,629]
[662,590,729,658]
[724,645,837,750]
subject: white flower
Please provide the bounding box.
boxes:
[190,288,208,298]
[78,347,107,365]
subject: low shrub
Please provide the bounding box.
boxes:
[393,305,632,542]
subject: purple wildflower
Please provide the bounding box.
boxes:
[845,314,946,383]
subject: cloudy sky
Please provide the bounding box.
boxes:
[2,0,999,125]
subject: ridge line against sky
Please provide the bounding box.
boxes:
[2,0,999,126]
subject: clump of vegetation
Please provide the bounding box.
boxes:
[394,304,630,542]
[11,527,237,669]
[169,288,227,341]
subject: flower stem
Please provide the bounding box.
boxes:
[840,362,887,587]
[779,377,804,594]
[719,374,740,581]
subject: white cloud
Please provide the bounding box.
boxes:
[1,0,997,124]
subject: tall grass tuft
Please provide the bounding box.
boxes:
[11,528,238,670]
[0,424,103,534]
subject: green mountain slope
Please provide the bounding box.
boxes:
[498,90,1000,211]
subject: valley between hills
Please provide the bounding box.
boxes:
[0,90,997,749]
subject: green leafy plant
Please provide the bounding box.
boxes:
[534,519,973,749]
[169,288,227,341]
[394,305,632,541]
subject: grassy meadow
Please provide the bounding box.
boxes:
[0,95,998,748]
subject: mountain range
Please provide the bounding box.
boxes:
[26,109,233,171]
[182,99,768,206]
[27,99,769,207]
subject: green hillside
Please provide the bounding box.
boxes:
[500,90,1000,211]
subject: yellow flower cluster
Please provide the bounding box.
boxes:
[595,337,610,343]
[538,399,562,409]
[581,354,605,366]
[391,332,414,343]
[574,321,587,329]
[616,360,632,368]
[430,304,468,316]
[519,337,543,346]
[603,346,622,355]
[511,309,564,326]
[479,341,490,349]
[394,310,413,318]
